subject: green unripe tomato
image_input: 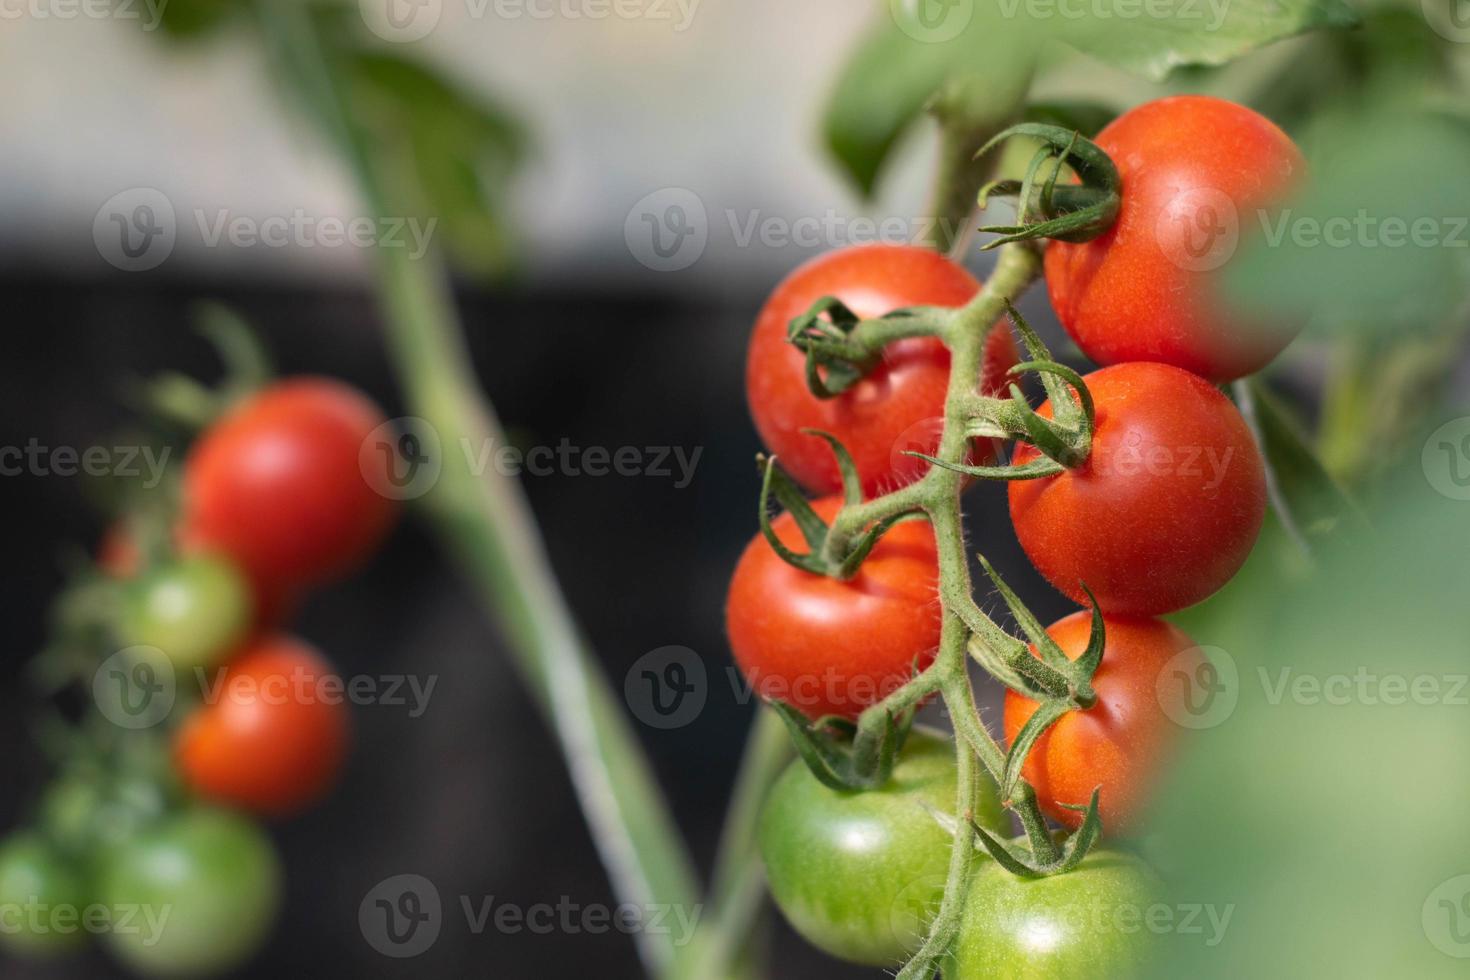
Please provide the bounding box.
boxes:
[757,728,1006,966]
[98,808,281,977]
[0,832,90,957]
[120,554,252,673]
[948,848,1164,979]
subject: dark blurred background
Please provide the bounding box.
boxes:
[0,267,1079,978]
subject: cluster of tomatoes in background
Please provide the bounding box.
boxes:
[727,95,1307,973]
[0,371,397,976]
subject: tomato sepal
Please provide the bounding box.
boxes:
[973,123,1121,248]
[755,455,925,580]
[786,297,952,400]
[768,700,915,792]
[970,787,1103,878]
[135,304,275,432]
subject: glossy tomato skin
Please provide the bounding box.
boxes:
[1005,612,1201,836]
[180,378,397,592]
[0,833,89,957]
[175,635,350,816]
[948,848,1163,979]
[1009,362,1265,617]
[726,497,940,720]
[747,244,1017,496]
[1045,95,1306,382]
[759,730,1005,966]
[98,808,281,977]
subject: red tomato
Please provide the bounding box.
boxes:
[747,245,1017,496]
[1004,611,1200,836]
[1045,95,1306,382]
[1009,362,1265,617]
[175,635,349,815]
[180,378,397,592]
[726,497,940,720]
[98,522,142,578]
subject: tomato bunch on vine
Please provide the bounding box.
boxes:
[727,95,1304,976]
[0,321,398,976]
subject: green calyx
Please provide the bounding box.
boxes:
[787,298,952,399]
[756,433,924,580]
[974,122,1121,249]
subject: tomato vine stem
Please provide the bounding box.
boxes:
[253,5,704,977]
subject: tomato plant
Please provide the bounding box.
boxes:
[1005,611,1201,835]
[1044,95,1306,382]
[758,729,1004,966]
[119,554,253,672]
[0,834,88,957]
[726,496,940,720]
[180,377,397,592]
[746,244,1017,496]
[98,807,281,977]
[1009,361,1266,617]
[948,848,1162,978]
[174,636,350,816]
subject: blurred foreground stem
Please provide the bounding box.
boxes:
[256,3,702,975]
[675,708,792,980]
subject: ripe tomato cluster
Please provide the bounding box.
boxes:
[1,376,398,975]
[730,96,1299,970]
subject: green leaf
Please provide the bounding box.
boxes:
[1236,379,1362,551]
[822,10,1036,197]
[1056,0,1360,82]
[340,50,528,277]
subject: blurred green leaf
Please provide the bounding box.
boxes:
[1058,0,1359,82]
[1237,379,1361,549]
[342,51,528,278]
[1224,108,1470,335]
[1021,99,1119,136]
[1147,454,1470,977]
[825,0,1355,198]
[823,11,1039,197]
[146,0,241,38]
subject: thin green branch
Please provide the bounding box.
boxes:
[253,4,700,976]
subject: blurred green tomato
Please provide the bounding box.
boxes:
[98,808,280,977]
[0,832,90,957]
